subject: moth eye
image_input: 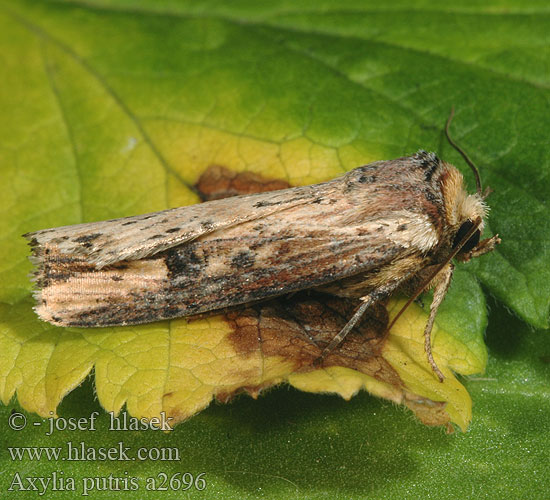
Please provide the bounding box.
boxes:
[453,220,481,253]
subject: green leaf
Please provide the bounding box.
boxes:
[1,0,549,498]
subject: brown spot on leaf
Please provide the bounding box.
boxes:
[195,165,290,201]
[224,291,399,385]
[218,291,451,428]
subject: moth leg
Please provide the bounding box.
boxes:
[319,293,380,359]
[460,234,501,261]
[423,262,454,382]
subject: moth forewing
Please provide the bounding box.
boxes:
[26,186,322,268]
[25,150,499,381]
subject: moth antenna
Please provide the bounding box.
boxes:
[445,107,483,196]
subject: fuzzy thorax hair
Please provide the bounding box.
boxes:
[440,161,488,233]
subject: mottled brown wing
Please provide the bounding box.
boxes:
[28,153,445,327]
[25,184,322,268]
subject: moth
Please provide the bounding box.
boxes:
[24,114,500,382]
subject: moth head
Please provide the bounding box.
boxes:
[441,164,490,261]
